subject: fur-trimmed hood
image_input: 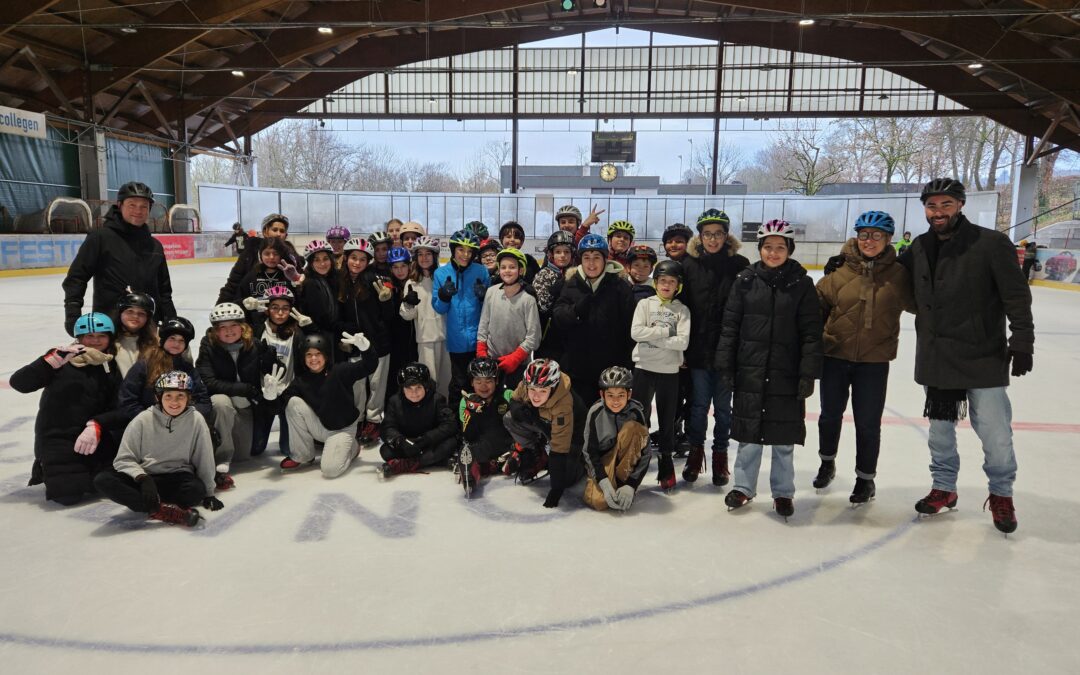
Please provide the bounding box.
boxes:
[687,234,743,259]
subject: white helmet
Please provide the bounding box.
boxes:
[209,302,246,324]
[412,235,440,254]
[757,219,795,241]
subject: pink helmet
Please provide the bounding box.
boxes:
[304,239,334,259]
[343,237,373,258]
[260,285,295,303]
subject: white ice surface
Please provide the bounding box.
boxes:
[0,263,1078,675]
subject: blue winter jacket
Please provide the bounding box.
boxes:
[432,260,490,353]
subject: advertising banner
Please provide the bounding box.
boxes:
[0,105,47,140]
[153,234,196,260]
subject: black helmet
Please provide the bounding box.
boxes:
[920,178,966,204]
[117,181,154,204]
[499,221,525,240]
[397,361,431,388]
[467,357,500,380]
[546,230,575,252]
[662,223,694,244]
[301,333,331,358]
[652,260,683,283]
[159,316,195,345]
[118,291,156,316]
[598,366,634,390]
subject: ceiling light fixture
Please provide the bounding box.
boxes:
[231,70,245,77]
[968,62,984,70]
[549,24,565,32]
[798,18,815,26]
[120,25,138,34]
[318,26,333,35]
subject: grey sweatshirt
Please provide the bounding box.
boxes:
[113,405,216,498]
[630,294,691,374]
[476,284,541,358]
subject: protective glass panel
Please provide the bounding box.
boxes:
[197,186,239,231]
[280,192,309,233]
[307,193,337,232]
[239,190,280,230]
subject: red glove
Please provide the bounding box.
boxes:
[497,347,529,374]
[475,342,489,358]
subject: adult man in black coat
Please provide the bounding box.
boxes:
[62,182,176,335]
[899,178,1034,534]
[678,208,750,486]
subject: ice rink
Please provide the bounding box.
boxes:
[1,261,1078,675]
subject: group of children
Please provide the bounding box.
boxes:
[21,203,878,528]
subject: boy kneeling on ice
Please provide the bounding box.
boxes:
[378,362,458,478]
[582,366,652,512]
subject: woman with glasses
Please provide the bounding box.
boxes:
[813,211,915,505]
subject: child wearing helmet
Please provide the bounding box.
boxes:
[236,238,300,322]
[679,208,750,487]
[338,236,395,444]
[478,238,503,285]
[399,221,426,249]
[581,366,651,512]
[296,240,339,336]
[813,211,914,505]
[378,362,458,478]
[626,244,658,304]
[606,220,636,267]
[432,227,490,412]
[325,225,351,268]
[252,285,314,458]
[94,371,220,527]
[630,260,691,491]
[400,236,452,400]
[552,233,636,405]
[498,221,540,282]
[216,213,303,305]
[11,312,127,506]
[196,303,280,473]
[716,219,823,519]
[455,356,515,497]
[369,230,394,275]
[533,230,576,362]
[113,291,160,377]
[662,223,694,262]
[554,203,604,246]
[273,332,380,477]
[385,246,420,398]
[476,248,541,388]
[504,358,587,507]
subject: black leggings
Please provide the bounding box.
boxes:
[94,470,206,513]
[633,368,680,456]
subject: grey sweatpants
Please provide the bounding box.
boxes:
[211,394,254,471]
[285,398,359,479]
[364,354,391,424]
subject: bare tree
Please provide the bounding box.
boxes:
[827,120,882,183]
[682,140,745,186]
[190,153,244,186]
[575,143,590,167]
[854,118,925,186]
[776,125,843,195]
[735,144,789,193]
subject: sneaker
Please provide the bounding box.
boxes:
[812,460,836,489]
[149,503,201,527]
[774,497,794,518]
[725,489,751,510]
[381,458,421,478]
[682,445,706,483]
[214,472,235,491]
[711,450,730,487]
[849,478,876,504]
[984,494,1017,534]
[657,454,676,492]
[915,488,958,514]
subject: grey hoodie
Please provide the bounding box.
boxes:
[113,405,216,498]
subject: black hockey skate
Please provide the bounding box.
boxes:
[812,459,835,489]
[773,497,794,521]
[849,478,876,506]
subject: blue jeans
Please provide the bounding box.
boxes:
[732,442,796,499]
[927,386,1017,497]
[686,368,732,452]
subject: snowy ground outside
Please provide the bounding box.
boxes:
[1,262,1077,674]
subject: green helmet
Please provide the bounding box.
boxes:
[607,220,635,239]
[496,247,527,269]
[696,208,730,232]
[464,220,489,240]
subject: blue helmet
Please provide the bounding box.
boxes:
[387,246,411,265]
[74,312,115,336]
[578,233,608,254]
[854,211,895,235]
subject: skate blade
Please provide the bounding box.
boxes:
[916,506,958,519]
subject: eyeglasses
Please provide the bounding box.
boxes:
[857,231,887,241]
[267,305,291,313]
[701,230,727,241]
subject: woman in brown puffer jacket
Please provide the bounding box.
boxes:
[814,211,915,504]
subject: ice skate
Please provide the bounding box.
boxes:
[149,503,201,528]
[657,453,676,493]
[984,494,1017,535]
[773,497,794,521]
[725,489,751,511]
[915,488,958,516]
[682,445,706,483]
[380,458,421,479]
[849,478,876,506]
[214,472,235,491]
[812,459,835,489]
[457,444,475,498]
[711,450,730,487]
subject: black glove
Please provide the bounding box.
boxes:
[202,496,224,511]
[473,278,487,300]
[437,277,457,303]
[509,401,541,426]
[389,435,406,452]
[797,377,815,400]
[574,293,593,318]
[1010,351,1033,377]
[543,452,568,508]
[823,254,844,276]
[403,289,420,306]
[137,475,160,512]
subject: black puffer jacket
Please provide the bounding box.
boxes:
[679,235,750,369]
[297,273,339,336]
[382,383,457,450]
[552,263,636,396]
[62,206,175,332]
[338,270,394,359]
[716,260,823,445]
[194,333,279,400]
[284,348,379,430]
[216,237,304,305]
[898,215,1034,389]
[117,356,212,424]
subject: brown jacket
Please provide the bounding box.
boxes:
[816,238,915,363]
[511,373,576,454]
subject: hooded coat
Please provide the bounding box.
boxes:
[716,260,823,445]
[679,235,750,369]
[432,259,490,353]
[509,373,585,455]
[816,238,916,363]
[62,205,175,330]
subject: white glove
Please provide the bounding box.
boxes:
[598,477,619,510]
[340,331,371,352]
[614,485,636,511]
[74,421,100,455]
[44,344,85,369]
[373,279,392,303]
[242,296,267,312]
[289,308,313,327]
[279,260,302,283]
[261,364,288,401]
